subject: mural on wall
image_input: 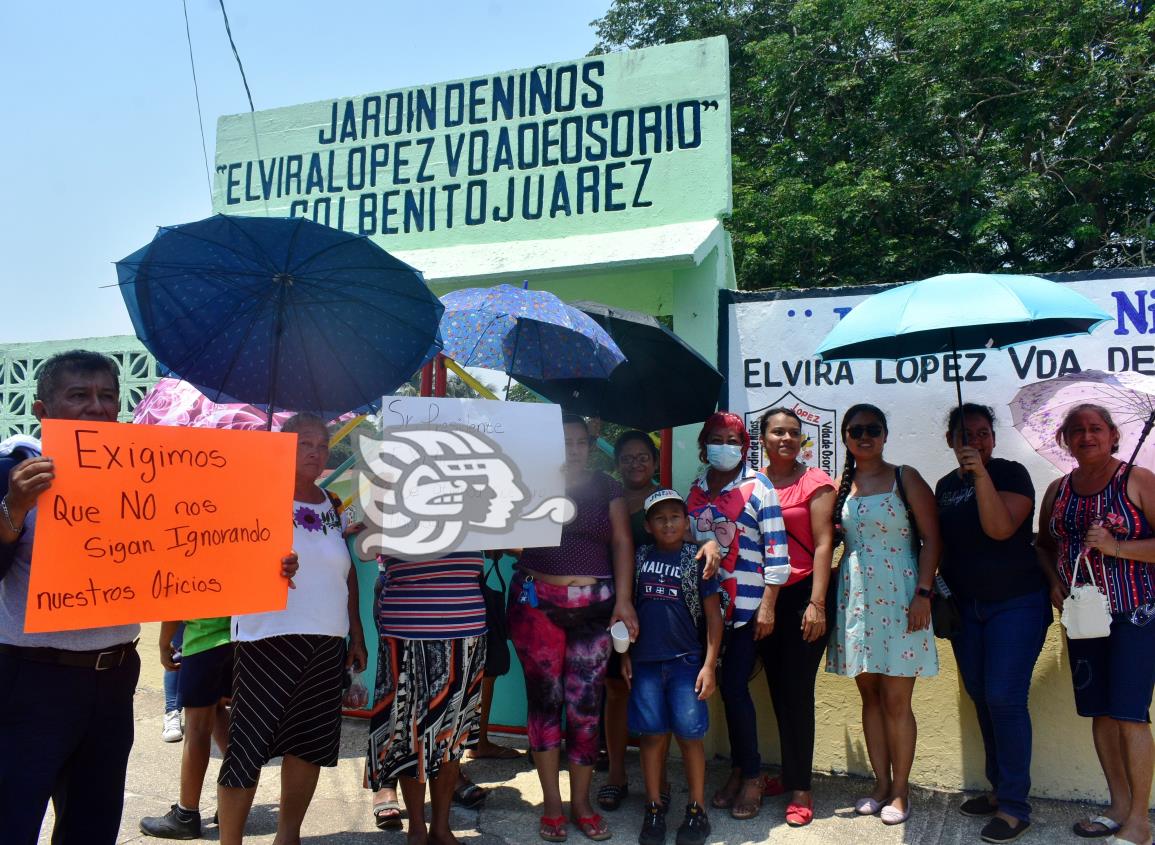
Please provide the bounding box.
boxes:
[213,38,732,247]
[724,269,1155,497]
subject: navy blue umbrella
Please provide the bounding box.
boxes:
[116,214,443,419]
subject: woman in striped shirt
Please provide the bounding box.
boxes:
[366,550,489,843]
[686,412,790,821]
[1038,404,1155,845]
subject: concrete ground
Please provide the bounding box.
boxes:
[36,625,1145,844]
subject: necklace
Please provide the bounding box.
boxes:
[766,460,803,487]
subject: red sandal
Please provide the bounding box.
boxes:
[762,775,787,797]
[540,815,568,842]
[785,800,813,827]
[571,813,611,841]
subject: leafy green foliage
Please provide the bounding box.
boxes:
[593,0,1154,287]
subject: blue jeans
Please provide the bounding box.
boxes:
[162,623,184,712]
[719,621,762,777]
[950,589,1051,822]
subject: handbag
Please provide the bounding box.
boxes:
[930,574,963,640]
[1061,551,1113,640]
[481,555,512,677]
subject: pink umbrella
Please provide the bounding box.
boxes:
[133,378,359,430]
[1009,369,1155,471]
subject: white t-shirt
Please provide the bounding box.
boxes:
[232,496,351,642]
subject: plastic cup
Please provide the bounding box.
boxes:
[610,620,630,653]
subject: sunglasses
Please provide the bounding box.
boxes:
[846,424,884,439]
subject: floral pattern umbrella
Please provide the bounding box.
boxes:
[1009,369,1155,471]
[133,377,356,431]
[439,284,626,379]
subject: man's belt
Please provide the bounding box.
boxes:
[0,639,138,670]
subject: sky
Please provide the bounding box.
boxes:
[0,0,612,344]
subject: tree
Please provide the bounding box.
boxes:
[593,0,1155,288]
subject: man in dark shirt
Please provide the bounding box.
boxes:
[0,350,140,845]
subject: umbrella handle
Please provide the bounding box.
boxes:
[1127,410,1155,468]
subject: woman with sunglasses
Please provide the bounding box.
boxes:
[827,404,940,826]
[687,412,790,821]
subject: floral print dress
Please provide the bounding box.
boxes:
[826,486,938,678]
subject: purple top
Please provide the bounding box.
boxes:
[519,471,623,578]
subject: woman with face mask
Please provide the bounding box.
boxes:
[685,413,790,821]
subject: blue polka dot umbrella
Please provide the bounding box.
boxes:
[116,214,443,422]
[439,284,626,380]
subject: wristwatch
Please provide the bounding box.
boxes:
[915,585,934,599]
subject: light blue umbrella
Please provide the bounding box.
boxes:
[814,272,1111,411]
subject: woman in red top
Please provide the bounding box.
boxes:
[753,407,836,827]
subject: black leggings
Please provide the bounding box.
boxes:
[755,576,830,791]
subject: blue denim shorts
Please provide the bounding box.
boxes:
[1067,612,1155,723]
[627,655,709,740]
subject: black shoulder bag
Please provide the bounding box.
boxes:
[894,466,961,639]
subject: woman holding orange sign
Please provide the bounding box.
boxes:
[216,413,367,845]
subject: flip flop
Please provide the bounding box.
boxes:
[710,782,737,810]
[1075,816,1123,838]
[540,815,568,842]
[596,782,629,812]
[571,813,611,841]
[373,800,403,831]
[729,779,763,821]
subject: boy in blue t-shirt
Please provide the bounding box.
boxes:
[623,489,722,845]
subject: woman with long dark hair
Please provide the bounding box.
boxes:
[751,406,836,827]
[826,404,940,826]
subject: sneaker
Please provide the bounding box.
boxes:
[161,710,183,743]
[980,817,1030,843]
[140,804,201,839]
[959,794,998,817]
[675,803,711,845]
[638,802,667,845]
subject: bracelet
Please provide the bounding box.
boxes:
[807,600,825,609]
[0,496,22,534]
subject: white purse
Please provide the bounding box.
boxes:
[1061,551,1113,640]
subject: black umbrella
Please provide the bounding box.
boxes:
[517,302,723,431]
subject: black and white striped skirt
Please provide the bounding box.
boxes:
[218,634,346,788]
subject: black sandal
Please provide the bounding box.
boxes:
[596,782,629,811]
[373,801,403,830]
[453,781,489,809]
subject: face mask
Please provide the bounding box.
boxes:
[706,443,744,471]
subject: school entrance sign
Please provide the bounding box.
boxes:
[214,38,730,248]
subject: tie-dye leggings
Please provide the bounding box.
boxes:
[508,575,614,766]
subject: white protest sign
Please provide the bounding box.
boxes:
[724,270,1155,517]
[354,397,570,559]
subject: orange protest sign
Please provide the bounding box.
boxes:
[25,419,296,633]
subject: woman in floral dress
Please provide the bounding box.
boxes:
[826,404,940,826]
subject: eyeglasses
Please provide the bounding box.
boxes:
[847,424,884,439]
[618,454,653,466]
